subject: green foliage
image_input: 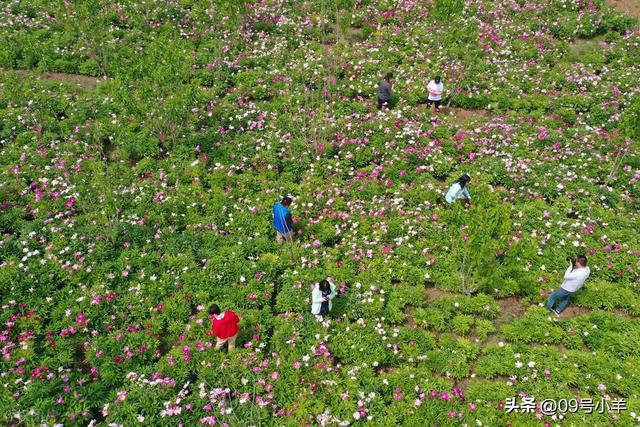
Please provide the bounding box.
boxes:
[620,93,640,140]
[0,0,638,425]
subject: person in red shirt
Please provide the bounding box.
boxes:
[209,304,240,351]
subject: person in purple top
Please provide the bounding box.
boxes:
[272,196,294,243]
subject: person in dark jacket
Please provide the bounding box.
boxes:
[273,196,294,243]
[377,72,393,110]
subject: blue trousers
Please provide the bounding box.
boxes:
[545,287,573,314]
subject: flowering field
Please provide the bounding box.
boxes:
[1,0,639,426]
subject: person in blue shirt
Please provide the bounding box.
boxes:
[445,174,471,204]
[273,196,294,243]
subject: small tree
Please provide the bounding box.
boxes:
[444,187,512,295]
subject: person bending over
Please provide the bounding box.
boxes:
[445,174,471,204]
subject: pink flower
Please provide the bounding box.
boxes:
[469,403,476,411]
[65,197,77,207]
[384,180,393,187]
[538,127,548,140]
[431,214,438,221]
[597,384,606,391]
[544,369,551,378]
[115,390,127,404]
[200,416,217,426]
[255,272,263,280]
[247,293,257,300]
[462,234,469,241]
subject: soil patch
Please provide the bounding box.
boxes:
[425,287,460,300]
[495,297,527,325]
[5,69,106,90]
[445,107,493,122]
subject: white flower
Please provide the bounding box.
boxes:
[527,361,535,368]
[353,412,361,420]
[515,361,523,368]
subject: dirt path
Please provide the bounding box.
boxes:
[424,287,637,322]
[444,106,494,123]
[4,69,108,90]
[425,286,459,300]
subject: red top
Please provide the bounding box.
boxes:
[211,310,240,339]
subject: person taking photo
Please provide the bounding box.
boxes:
[545,255,590,315]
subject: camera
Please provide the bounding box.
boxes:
[566,256,576,266]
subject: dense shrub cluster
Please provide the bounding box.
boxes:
[0,0,638,426]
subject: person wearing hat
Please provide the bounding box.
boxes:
[445,174,471,204]
[427,76,444,111]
